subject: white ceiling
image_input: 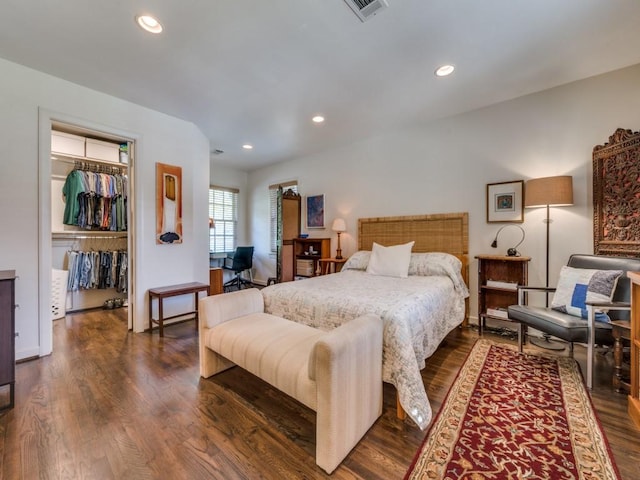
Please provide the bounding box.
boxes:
[1,0,640,171]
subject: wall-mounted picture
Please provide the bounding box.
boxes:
[306,194,325,229]
[486,180,524,223]
[156,162,183,244]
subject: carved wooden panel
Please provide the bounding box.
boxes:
[593,128,640,256]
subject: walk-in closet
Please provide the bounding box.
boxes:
[50,123,134,321]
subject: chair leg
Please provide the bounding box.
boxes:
[587,342,594,390]
[223,274,241,292]
[517,323,525,352]
[587,306,596,390]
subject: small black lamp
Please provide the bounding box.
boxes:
[490,224,525,257]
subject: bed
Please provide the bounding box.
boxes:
[261,212,469,430]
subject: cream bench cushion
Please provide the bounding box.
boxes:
[204,312,322,409]
[199,288,383,474]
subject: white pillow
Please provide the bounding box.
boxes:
[342,250,371,271]
[365,241,414,278]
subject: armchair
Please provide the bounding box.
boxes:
[508,254,640,389]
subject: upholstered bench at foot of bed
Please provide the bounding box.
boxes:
[198,288,383,475]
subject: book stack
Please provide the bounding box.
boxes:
[296,259,314,276]
[486,280,518,290]
[486,307,509,319]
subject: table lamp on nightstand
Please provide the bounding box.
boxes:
[332,218,346,259]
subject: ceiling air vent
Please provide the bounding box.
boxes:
[343,0,389,22]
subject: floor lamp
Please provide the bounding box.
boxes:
[524,175,573,349]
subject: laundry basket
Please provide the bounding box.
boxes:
[52,269,69,320]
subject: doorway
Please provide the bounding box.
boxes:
[38,110,137,356]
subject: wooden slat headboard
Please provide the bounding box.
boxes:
[358,212,468,257]
[358,212,470,324]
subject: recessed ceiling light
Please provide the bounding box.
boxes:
[136,15,163,34]
[312,115,325,123]
[435,64,455,77]
[242,144,253,150]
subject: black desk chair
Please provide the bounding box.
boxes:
[508,254,640,389]
[223,246,254,291]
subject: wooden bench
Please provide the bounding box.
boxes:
[148,282,209,336]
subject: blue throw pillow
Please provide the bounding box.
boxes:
[551,266,622,322]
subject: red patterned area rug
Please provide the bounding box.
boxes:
[405,339,621,480]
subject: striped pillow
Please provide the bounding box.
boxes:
[551,266,622,322]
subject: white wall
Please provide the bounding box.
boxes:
[0,58,210,359]
[210,163,249,244]
[246,64,640,322]
[210,163,250,283]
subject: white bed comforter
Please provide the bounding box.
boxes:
[261,255,468,430]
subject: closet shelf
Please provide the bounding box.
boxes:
[51,152,127,171]
[52,232,127,240]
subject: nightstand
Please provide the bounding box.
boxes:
[319,258,347,275]
[476,254,531,336]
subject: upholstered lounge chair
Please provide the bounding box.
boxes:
[508,254,640,389]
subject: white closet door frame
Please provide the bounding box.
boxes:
[38,109,138,355]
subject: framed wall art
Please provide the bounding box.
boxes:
[156,162,183,244]
[486,180,524,223]
[306,194,325,229]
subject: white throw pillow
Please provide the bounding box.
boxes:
[365,241,414,278]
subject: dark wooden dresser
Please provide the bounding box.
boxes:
[0,270,16,410]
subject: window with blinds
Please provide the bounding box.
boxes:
[269,181,298,252]
[209,186,238,253]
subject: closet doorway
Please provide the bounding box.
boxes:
[38,112,137,356]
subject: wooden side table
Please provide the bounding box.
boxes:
[319,258,347,275]
[611,320,631,393]
[628,271,640,428]
[148,282,210,337]
[476,255,530,336]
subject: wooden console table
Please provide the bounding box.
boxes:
[148,282,210,337]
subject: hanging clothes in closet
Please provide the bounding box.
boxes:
[66,250,128,293]
[62,166,128,231]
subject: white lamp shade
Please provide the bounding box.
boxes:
[332,218,346,232]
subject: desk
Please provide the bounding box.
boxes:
[148,282,210,337]
[319,258,347,275]
[209,268,223,295]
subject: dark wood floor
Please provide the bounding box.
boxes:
[1,308,638,479]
